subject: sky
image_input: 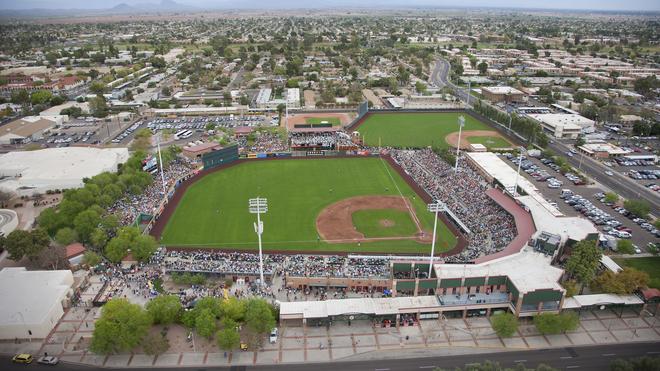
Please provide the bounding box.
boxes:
[0,0,658,11]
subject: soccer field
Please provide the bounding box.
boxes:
[159,158,457,253]
[356,112,490,148]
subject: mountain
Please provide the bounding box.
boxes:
[109,3,135,12]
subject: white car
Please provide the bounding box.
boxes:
[269,328,278,344]
[605,171,613,176]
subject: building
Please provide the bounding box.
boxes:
[0,147,129,196]
[253,88,300,110]
[182,142,222,159]
[481,86,526,104]
[578,142,630,158]
[526,113,595,139]
[0,268,74,340]
[0,115,62,145]
[65,243,87,267]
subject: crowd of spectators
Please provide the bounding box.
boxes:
[391,149,516,262]
[108,158,197,225]
[237,131,288,153]
[289,132,355,149]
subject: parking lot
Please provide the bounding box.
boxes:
[501,153,659,253]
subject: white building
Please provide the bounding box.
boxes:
[0,147,129,196]
[526,113,595,139]
[0,268,74,340]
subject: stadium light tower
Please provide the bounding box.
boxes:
[427,200,446,277]
[249,197,268,286]
[156,134,167,198]
[454,115,465,173]
[513,146,524,196]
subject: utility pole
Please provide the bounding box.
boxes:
[249,197,268,286]
[454,116,465,172]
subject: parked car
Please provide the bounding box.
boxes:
[269,328,279,344]
[37,355,59,365]
[12,354,33,364]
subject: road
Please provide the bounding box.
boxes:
[547,139,660,213]
[430,56,659,214]
[3,342,659,370]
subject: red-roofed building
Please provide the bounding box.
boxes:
[65,243,86,266]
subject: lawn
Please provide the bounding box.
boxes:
[466,135,512,149]
[306,117,341,126]
[160,157,457,253]
[614,257,660,289]
[352,209,418,238]
[356,112,490,148]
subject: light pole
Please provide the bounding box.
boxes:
[513,147,524,196]
[454,116,465,173]
[427,200,446,277]
[156,134,167,198]
[249,197,268,286]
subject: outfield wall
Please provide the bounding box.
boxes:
[150,155,468,256]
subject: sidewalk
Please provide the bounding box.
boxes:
[2,306,658,368]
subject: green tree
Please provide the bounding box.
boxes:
[244,298,276,335]
[10,89,30,105]
[105,227,157,263]
[490,312,518,338]
[604,192,619,204]
[533,312,579,335]
[30,90,53,105]
[54,227,77,246]
[616,240,634,255]
[82,251,102,266]
[146,295,182,325]
[90,298,152,354]
[90,228,108,249]
[195,308,217,339]
[220,297,246,323]
[276,103,286,125]
[89,96,109,118]
[565,239,602,286]
[89,81,107,96]
[141,333,169,355]
[590,268,649,295]
[562,279,579,298]
[130,128,152,152]
[73,208,101,243]
[623,199,650,219]
[4,229,50,261]
[216,327,240,351]
[477,61,488,75]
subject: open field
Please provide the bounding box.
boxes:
[286,112,353,130]
[614,257,660,289]
[160,158,457,253]
[356,112,490,148]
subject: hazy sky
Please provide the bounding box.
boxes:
[1,0,659,11]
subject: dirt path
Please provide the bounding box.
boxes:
[444,130,510,149]
[316,195,432,244]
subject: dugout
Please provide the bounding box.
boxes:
[201,144,238,170]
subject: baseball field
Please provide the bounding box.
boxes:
[159,157,457,254]
[356,112,493,149]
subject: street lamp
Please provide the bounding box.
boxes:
[454,116,465,173]
[513,146,524,196]
[249,197,268,286]
[427,200,446,277]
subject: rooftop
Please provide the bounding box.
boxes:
[482,86,525,95]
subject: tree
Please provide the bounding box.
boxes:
[11,89,30,105]
[276,103,286,125]
[161,86,171,97]
[616,240,634,255]
[89,81,107,96]
[141,333,169,356]
[477,61,488,75]
[73,208,101,243]
[220,297,246,323]
[604,192,619,204]
[216,327,240,351]
[533,312,579,335]
[130,128,152,152]
[244,298,276,335]
[610,356,660,371]
[0,190,14,207]
[82,251,102,266]
[195,308,217,339]
[90,298,152,354]
[562,279,579,298]
[564,239,602,286]
[54,227,77,246]
[490,312,518,338]
[4,229,50,261]
[415,81,427,94]
[590,268,649,295]
[90,227,108,249]
[623,199,650,219]
[30,90,53,106]
[89,96,109,118]
[146,295,182,325]
[105,227,157,263]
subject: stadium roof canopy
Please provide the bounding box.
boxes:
[0,147,129,195]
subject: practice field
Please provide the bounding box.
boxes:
[356,112,490,148]
[466,135,512,149]
[159,158,457,253]
[614,257,660,289]
[306,117,341,126]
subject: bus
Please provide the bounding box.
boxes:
[175,130,193,140]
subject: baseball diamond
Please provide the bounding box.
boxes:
[156,157,459,254]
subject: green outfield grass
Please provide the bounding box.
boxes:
[466,135,512,149]
[614,257,660,289]
[356,112,490,148]
[352,209,418,238]
[306,117,341,126]
[160,157,457,253]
